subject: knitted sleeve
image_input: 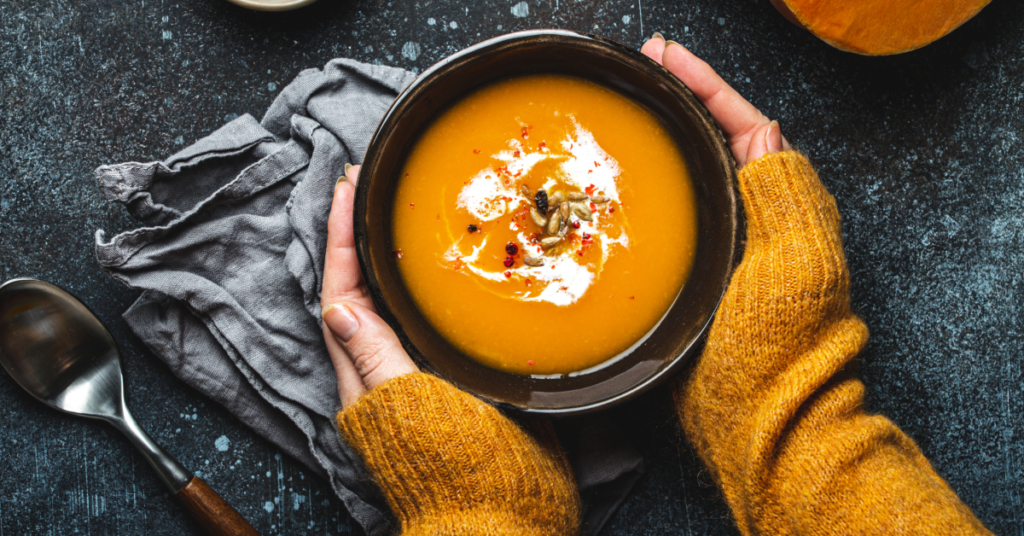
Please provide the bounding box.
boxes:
[675,151,991,535]
[337,373,580,536]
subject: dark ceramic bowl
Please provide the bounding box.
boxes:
[354,30,740,416]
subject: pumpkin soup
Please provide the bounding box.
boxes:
[392,74,697,376]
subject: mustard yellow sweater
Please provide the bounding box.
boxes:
[337,152,991,535]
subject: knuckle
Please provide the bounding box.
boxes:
[351,338,390,380]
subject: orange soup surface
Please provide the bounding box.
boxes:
[392,74,697,376]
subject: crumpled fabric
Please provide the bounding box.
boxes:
[94,58,643,536]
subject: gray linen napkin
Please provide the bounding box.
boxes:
[94,58,643,536]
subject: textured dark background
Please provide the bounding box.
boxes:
[2,0,1022,534]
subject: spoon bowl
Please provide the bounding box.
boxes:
[0,278,126,418]
[0,278,259,536]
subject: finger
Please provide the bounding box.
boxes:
[662,42,769,147]
[322,301,419,393]
[640,33,666,64]
[323,321,367,408]
[322,165,373,309]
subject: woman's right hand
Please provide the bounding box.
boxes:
[327,177,579,536]
[640,34,791,166]
[322,164,420,409]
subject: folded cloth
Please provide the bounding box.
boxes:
[94,58,643,536]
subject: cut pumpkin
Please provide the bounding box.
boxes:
[770,0,992,55]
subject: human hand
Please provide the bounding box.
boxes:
[646,35,990,536]
[325,170,578,535]
[641,34,791,167]
[640,33,843,353]
[644,31,873,536]
[321,164,418,409]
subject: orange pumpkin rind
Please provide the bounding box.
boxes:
[772,0,992,56]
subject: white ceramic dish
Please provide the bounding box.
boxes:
[225,0,317,12]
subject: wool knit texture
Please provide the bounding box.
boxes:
[336,151,990,536]
[675,151,991,535]
[337,373,580,535]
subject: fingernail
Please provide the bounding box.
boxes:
[323,303,360,342]
[652,32,664,41]
[665,40,688,52]
[766,120,783,154]
[337,164,353,187]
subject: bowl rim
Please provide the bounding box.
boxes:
[354,29,741,416]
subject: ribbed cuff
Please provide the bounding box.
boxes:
[738,151,847,288]
[739,151,842,243]
[337,373,579,535]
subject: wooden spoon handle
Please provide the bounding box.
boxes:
[176,476,261,536]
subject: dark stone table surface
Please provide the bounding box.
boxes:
[2,0,1022,534]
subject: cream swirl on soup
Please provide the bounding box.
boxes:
[447,118,629,306]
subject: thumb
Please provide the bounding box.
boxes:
[744,120,783,167]
[323,301,419,395]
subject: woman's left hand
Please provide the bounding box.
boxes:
[321,165,418,409]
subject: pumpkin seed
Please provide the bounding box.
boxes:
[558,218,570,237]
[572,203,593,222]
[548,192,565,207]
[520,185,532,197]
[567,192,588,201]
[559,201,570,220]
[541,237,561,249]
[530,207,547,227]
[546,211,562,235]
[590,195,609,204]
[524,255,544,267]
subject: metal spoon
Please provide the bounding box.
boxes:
[0,278,260,536]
